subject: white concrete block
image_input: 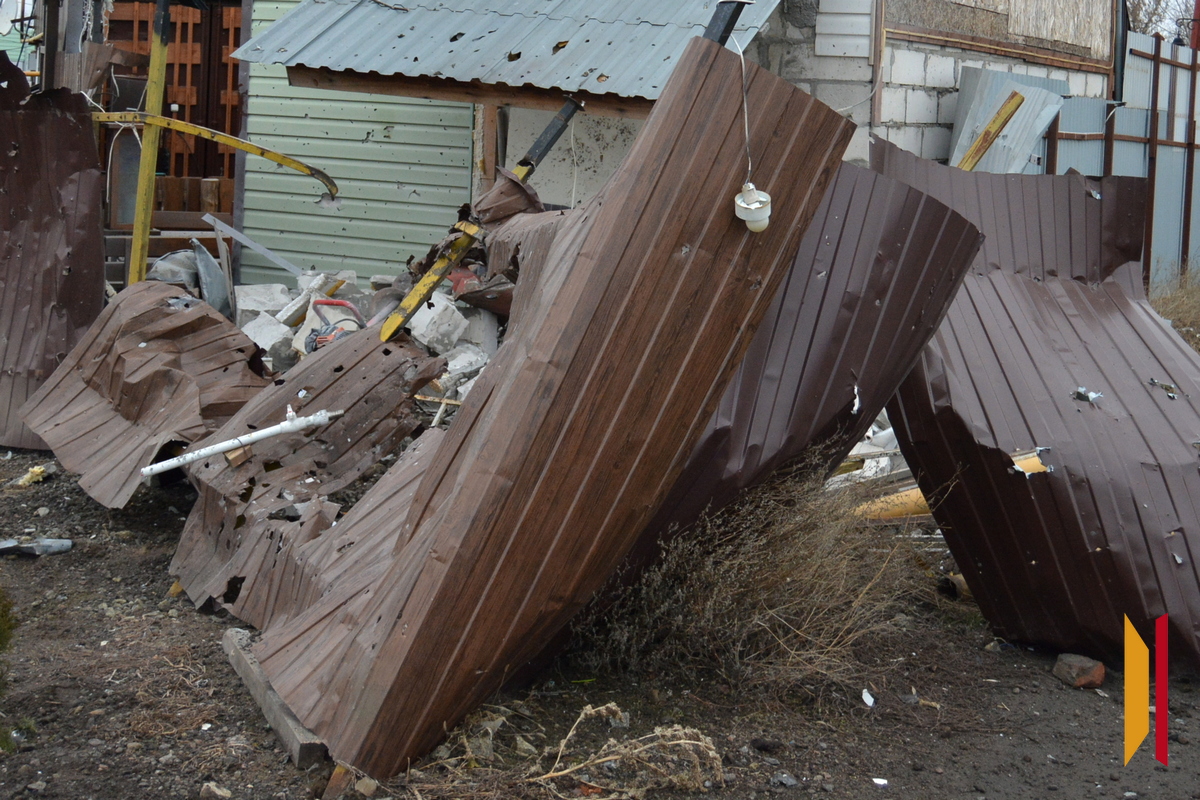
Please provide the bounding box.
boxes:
[938,91,959,124]
[235,283,292,328]
[408,293,468,355]
[1010,64,1029,75]
[890,48,927,86]
[961,59,985,72]
[442,343,489,379]
[1068,72,1087,97]
[457,374,480,402]
[784,52,872,83]
[921,126,952,161]
[889,126,923,155]
[1085,73,1107,98]
[1049,69,1069,82]
[905,89,939,124]
[814,82,874,122]
[925,54,956,88]
[298,270,356,291]
[1026,65,1049,78]
[457,307,500,355]
[881,86,907,123]
[842,125,870,164]
[241,312,294,352]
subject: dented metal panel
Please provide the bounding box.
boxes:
[0,54,105,449]
[233,0,781,102]
[234,38,852,777]
[21,282,270,508]
[641,163,983,542]
[874,138,1200,667]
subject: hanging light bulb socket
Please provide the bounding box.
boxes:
[734,182,772,233]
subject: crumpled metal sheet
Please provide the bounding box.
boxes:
[639,163,983,543]
[245,37,854,777]
[872,137,1200,666]
[21,282,270,508]
[169,331,443,624]
[0,52,105,449]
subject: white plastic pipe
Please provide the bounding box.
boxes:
[140,405,344,477]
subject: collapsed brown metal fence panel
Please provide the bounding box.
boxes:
[0,53,105,449]
[245,37,853,777]
[170,332,443,623]
[22,282,270,508]
[639,163,983,543]
[873,138,1200,667]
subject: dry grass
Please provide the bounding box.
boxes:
[1151,277,1200,354]
[567,458,920,698]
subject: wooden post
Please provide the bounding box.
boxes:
[1045,112,1060,175]
[1182,45,1198,278]
[128,0,171,284]
[201,177,221,214]
[480,104,499,193]
[1144,34,1163,292]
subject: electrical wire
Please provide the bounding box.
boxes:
[729,33,753,184]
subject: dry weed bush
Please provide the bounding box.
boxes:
[1151,277,1200,354]
[568,458,919,696]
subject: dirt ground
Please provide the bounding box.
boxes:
[0,449,1197,800]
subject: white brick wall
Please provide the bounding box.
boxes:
[891,49,928,86]
[881,87,907,124]
[905,89,939,123]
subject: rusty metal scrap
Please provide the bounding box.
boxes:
[214,38,854,777]
[872,137,1200,667]
[21,282,270,509]
[639,163,984,544]
[170,331,443,623]
[0,52,105,449]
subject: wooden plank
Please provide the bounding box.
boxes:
[201,178,220,213]
[152,210,232,229]
[286,66,655,120]
[222,629,328,769]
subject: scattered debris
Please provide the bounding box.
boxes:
[0,538,73,556]
[5,463,56,488]
[861,689,875,708]
[1052,653,1106,688]
[1071,387,1103,403]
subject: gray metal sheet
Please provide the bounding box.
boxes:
[948,68,1064,174]
[233,0,781,101]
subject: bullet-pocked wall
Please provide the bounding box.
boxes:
[240,1,474,285]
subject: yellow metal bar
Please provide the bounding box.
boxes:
[854,452,1046,520]
[510,163,533,182]
[127,0,170,285]
[380,221,484,342]
[94,112,339,199]
[956,90,1025,172]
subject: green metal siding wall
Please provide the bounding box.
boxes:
[241,0,473,285]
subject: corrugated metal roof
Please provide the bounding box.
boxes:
[233,0,782,101]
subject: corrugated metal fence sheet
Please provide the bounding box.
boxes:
[639,163,983,545]
[947,67,1064,175]
[0,54,104,449]
[242,38,853,777]
[873,138,1200,667]
[22,282,271,508]
[233,0,780,102]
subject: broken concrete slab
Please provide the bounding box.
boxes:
[235,284,292,328]
[241,312,294,353]
[1052,653,1106,689]
[407,292,468,354]
[457,307,500,355]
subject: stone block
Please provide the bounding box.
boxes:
[906,89,939,124]
[925,54,956,88]
[1068,72,1087,97]
[1052,653,1105,688]
[241,312,294,352]
[938,91,959,124]
[921,126,952,161]
[235,283,292,328]
[890,48,927,86]
[880,86,907,123]
[408,292,468,355]
[888,126,923,156]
